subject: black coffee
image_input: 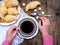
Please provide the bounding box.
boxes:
[20,21,34,34]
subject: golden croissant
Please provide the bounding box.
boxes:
[5,0,19,7]
[3,0,12,2]
[26,1,41,12]
[12,2,19,7]
[0,14,4,22]
[8,8,19,15]
[4,15,17,22]
[0,7,7,15]
[5,1,12,8]
[0,2,6,7]
[0,14,4,19]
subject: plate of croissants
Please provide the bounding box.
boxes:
[0,0,20,26]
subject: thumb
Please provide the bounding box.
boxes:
[12,29,18,38]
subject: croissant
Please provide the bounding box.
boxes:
[4,15,17,22]
[8,8,19,15]
[0,2,6,7]
[0,7,7,15]
[5,0,19,7]
[13,9,19,15]
[0,14,4,22]
[12,1,19,7]
[5,1,12,8]
[26,1,41,11]
[3,0,12,2]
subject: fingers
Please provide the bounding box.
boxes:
[8,26,18,32]
[39,20,41,27]
[40,17,49,22]
[39,17,45,23]
[12,29,18,38]
[40,17,50,23]
[42,17,50,24]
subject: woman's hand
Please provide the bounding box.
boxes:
[39,17,50,35]
[6,26,18,41]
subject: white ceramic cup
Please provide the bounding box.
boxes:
[18,16,38,39]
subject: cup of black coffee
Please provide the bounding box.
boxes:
[18,17,38,39]
[20,20,34,34]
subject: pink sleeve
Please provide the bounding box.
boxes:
[42,34,53,45]
[2,40,12,45]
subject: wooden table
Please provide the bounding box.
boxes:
[18,0,60,45]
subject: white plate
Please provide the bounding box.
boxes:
[0,0,21,26]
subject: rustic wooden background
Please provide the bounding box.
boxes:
[18,0,60,45]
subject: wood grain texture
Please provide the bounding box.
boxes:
[17,0,60,45]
